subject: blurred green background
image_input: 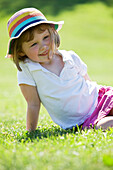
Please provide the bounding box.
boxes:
[0,0,113,16]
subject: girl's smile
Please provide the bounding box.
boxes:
[39,50,49,56]
[21,29,52,63]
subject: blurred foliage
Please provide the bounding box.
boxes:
[0,0,113,17]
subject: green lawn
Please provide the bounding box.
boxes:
[0,1,113,170]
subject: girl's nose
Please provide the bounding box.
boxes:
[39,44,47,52]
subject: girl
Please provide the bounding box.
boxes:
[6,8,113,131]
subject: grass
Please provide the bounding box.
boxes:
[1,124,113,170]
[0,1,113,170]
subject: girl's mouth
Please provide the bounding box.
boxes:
[39,50,48,56]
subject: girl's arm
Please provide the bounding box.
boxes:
[19,84,41,131]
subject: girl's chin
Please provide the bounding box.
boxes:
[30,55,53,63]
[39,58,53,65]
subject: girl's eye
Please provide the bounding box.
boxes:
[44,35,49,40]
[31,43,37,47]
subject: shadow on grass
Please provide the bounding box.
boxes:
[17,126,81,143]
[0,0,113,17]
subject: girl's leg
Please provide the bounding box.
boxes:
[96,116,113,130]
[108,108,113,116]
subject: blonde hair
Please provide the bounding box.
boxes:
[11,24,60,71]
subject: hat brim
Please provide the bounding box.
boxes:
[6,20,64,58]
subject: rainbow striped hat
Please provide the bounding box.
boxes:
[6,8,64,58]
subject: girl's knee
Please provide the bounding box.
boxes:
[108,108,113,116]
[96,116,113,130]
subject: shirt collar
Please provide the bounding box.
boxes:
[59,50,74,65]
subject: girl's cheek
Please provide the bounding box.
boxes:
[30,47,37,54]
[46,38,51,44]
[32,45,39,51]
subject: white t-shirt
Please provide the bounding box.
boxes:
[18,50,99,129]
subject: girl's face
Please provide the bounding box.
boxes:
[21,29,52,63]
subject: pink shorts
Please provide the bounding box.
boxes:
[82,86,113,129]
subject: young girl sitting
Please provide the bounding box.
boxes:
[6,8,113,131]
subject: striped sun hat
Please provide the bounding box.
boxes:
[6,7,64,58]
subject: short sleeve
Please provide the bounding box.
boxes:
[69,51,87,76]
[17,62,36,86]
